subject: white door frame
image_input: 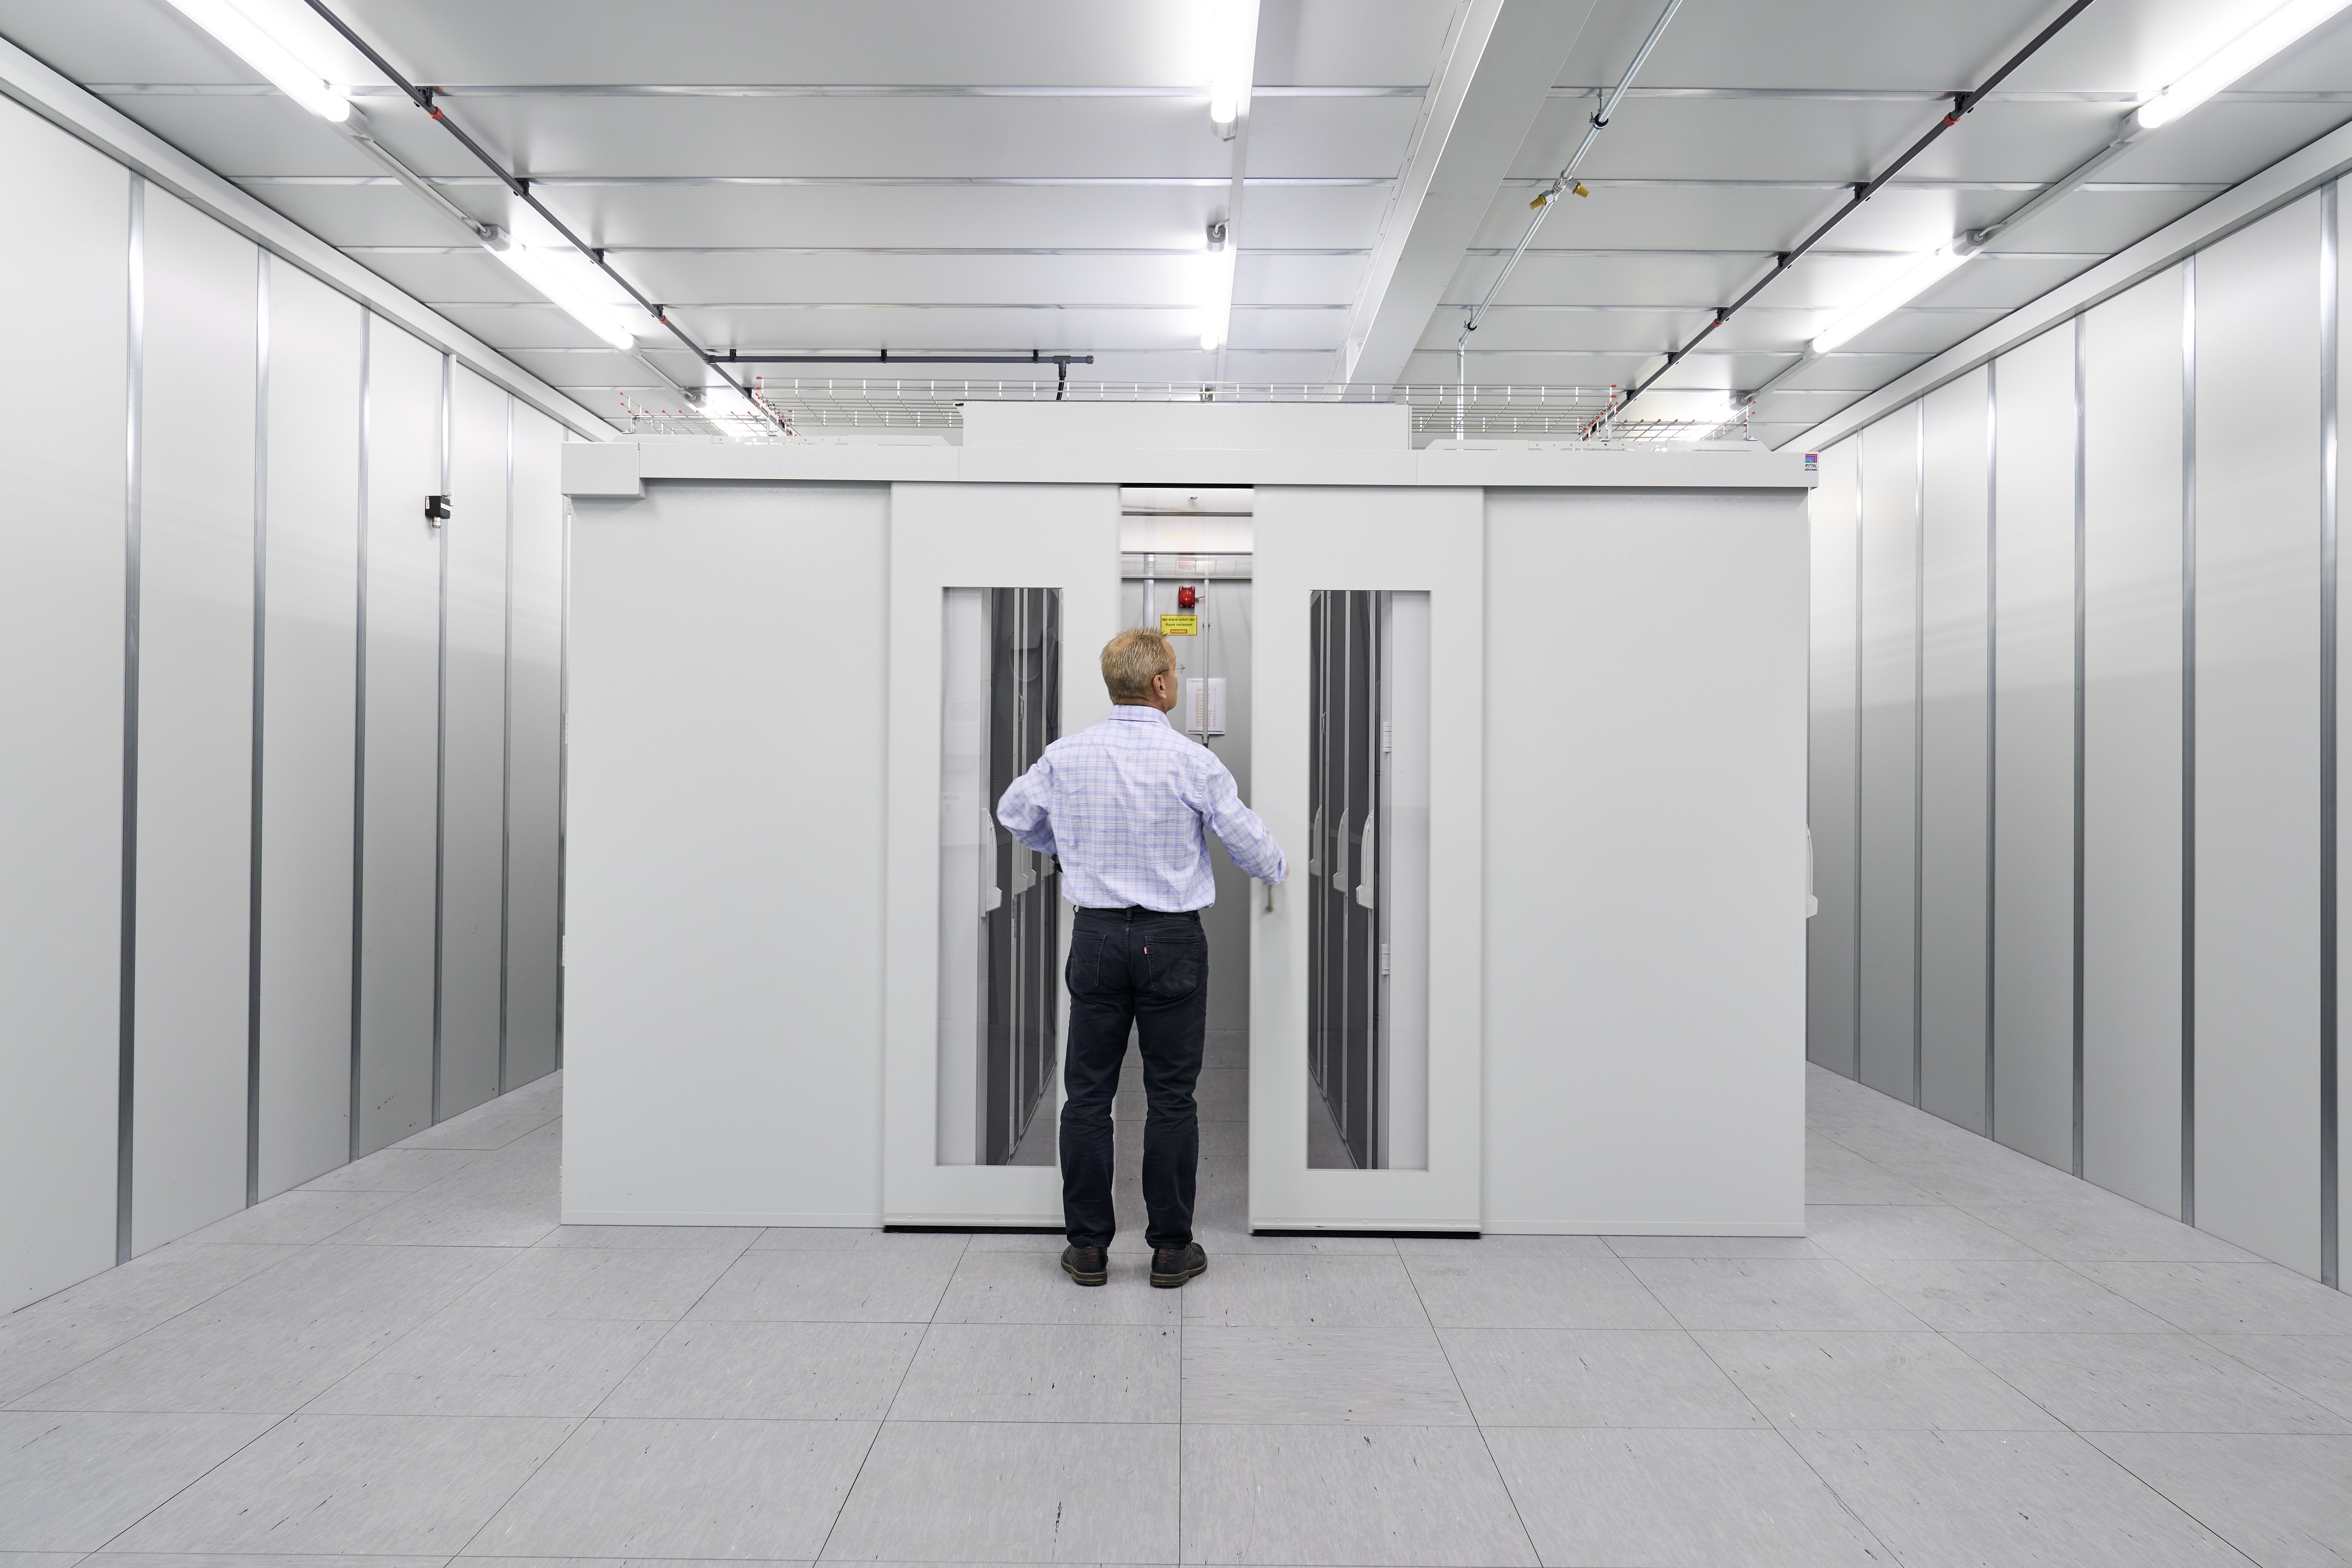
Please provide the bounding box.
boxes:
[881,482,1120,1225]
[1250,486,1485,1231]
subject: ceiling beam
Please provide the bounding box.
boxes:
[1336,0,1601,385]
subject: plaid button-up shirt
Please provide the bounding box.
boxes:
[996,703,1286,912]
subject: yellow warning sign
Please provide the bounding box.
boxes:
[1159,614,1199,637]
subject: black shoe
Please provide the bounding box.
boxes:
[1061,1244,1107,1287]
[1150,1242,1207,1288]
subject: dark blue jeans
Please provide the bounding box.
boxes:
[1060,905,1208,1252]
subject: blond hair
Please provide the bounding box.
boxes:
[1101,628,1176,702]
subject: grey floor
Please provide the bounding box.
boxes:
[5,1059,2352,1566]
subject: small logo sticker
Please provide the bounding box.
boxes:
[1804,452,1820,473]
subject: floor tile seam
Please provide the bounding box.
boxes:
[1628,1248,1936,1334]
[437,1410,594,1562]
[2046,1257,2225,1336]
[1391,1226,1541,1568]
[572,1234,807,1420]
[79,1405,303,1557]
[1633,1330,1913,1563]
[1827,1077,2259,1269]
[2053,1429,2273,1568]
[2082,1332,2352,1432]
[815,1257,960,1564]
[1810,1208,2063,1267]
[265,1246,588,1417]
[1914,1318,2333,1441]
[1,1244,364,1405]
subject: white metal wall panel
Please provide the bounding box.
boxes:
[1858,412,1921,1100]
[0,110,128,1309]
[1806,439,1860,1076]
[565,482,889,1223]
[1919,368,1992,1135]
[1992,324,2079,1171]
[2082,265,2186,1218]
[437,369,509,1117]
[129,188,256,1255]
[2340,184,2352,1288]
[1486,488,1808,1234]
[503,409,564,1087]
[358,326,446,1155]
[2195,197,2324,1277]
[256,262,361,1198]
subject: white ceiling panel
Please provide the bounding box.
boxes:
[2100,101,2352,183]
[1778,350,1934,390]
[222,182,507,246]
[1255,0,1456,86]
[340,246,546,302]
[1442,249,1772,310]
[1516,96,2120,185]
[1558,0,2061,93]
[330,1,1221,87]
[501,347,667,389]
[1416,306,1715,354]
[1906,253,2103,310]
[3,0,2336,442]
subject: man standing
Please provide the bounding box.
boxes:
[997,628,1285,1288]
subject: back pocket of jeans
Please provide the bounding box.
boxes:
[1143,932,1203,1000]
[1066,929,1107,994]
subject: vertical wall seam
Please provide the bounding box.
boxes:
[2183,254,2200,1230]
[431,354,451,1124]
[246,250,269,1209]
[498,395,514,1095]
[350,313,371,1163]
[1914,400,1927,1109]
[115,174,145,1266]
[1853,442,1865,1082]
[1987,358,2000,1143]
[2073,310,2090,1180]
[2322,180,2341,1290]
[556,489,572,1071]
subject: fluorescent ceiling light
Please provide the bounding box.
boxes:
[487,241,645,352]
[1811,242,1970,354]
[691,383,768,439]
[161,0,351,122]
[2135,0,2352,131]
[1198,226,1236,351]
[1207,0,1260,133]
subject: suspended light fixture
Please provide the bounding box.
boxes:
[1811,241,1971,354]
[160,0,352,122]
[483,236,646,353]
[2134,0,2352,131]
[689,382,767,439]
[1207,0,1260,137]
[1198,219,1236,352]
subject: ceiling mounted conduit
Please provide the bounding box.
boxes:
[1451,0,1684,400]
[1601,0,2098,416]
[292,0,789,431]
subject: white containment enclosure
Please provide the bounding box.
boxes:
[559,410,1811,1240]
[1256,488,1481,1229]
[883,483,1118,1226]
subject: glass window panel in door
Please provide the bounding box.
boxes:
[939,586,1062,1165]
[1306,590,1430,1169]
